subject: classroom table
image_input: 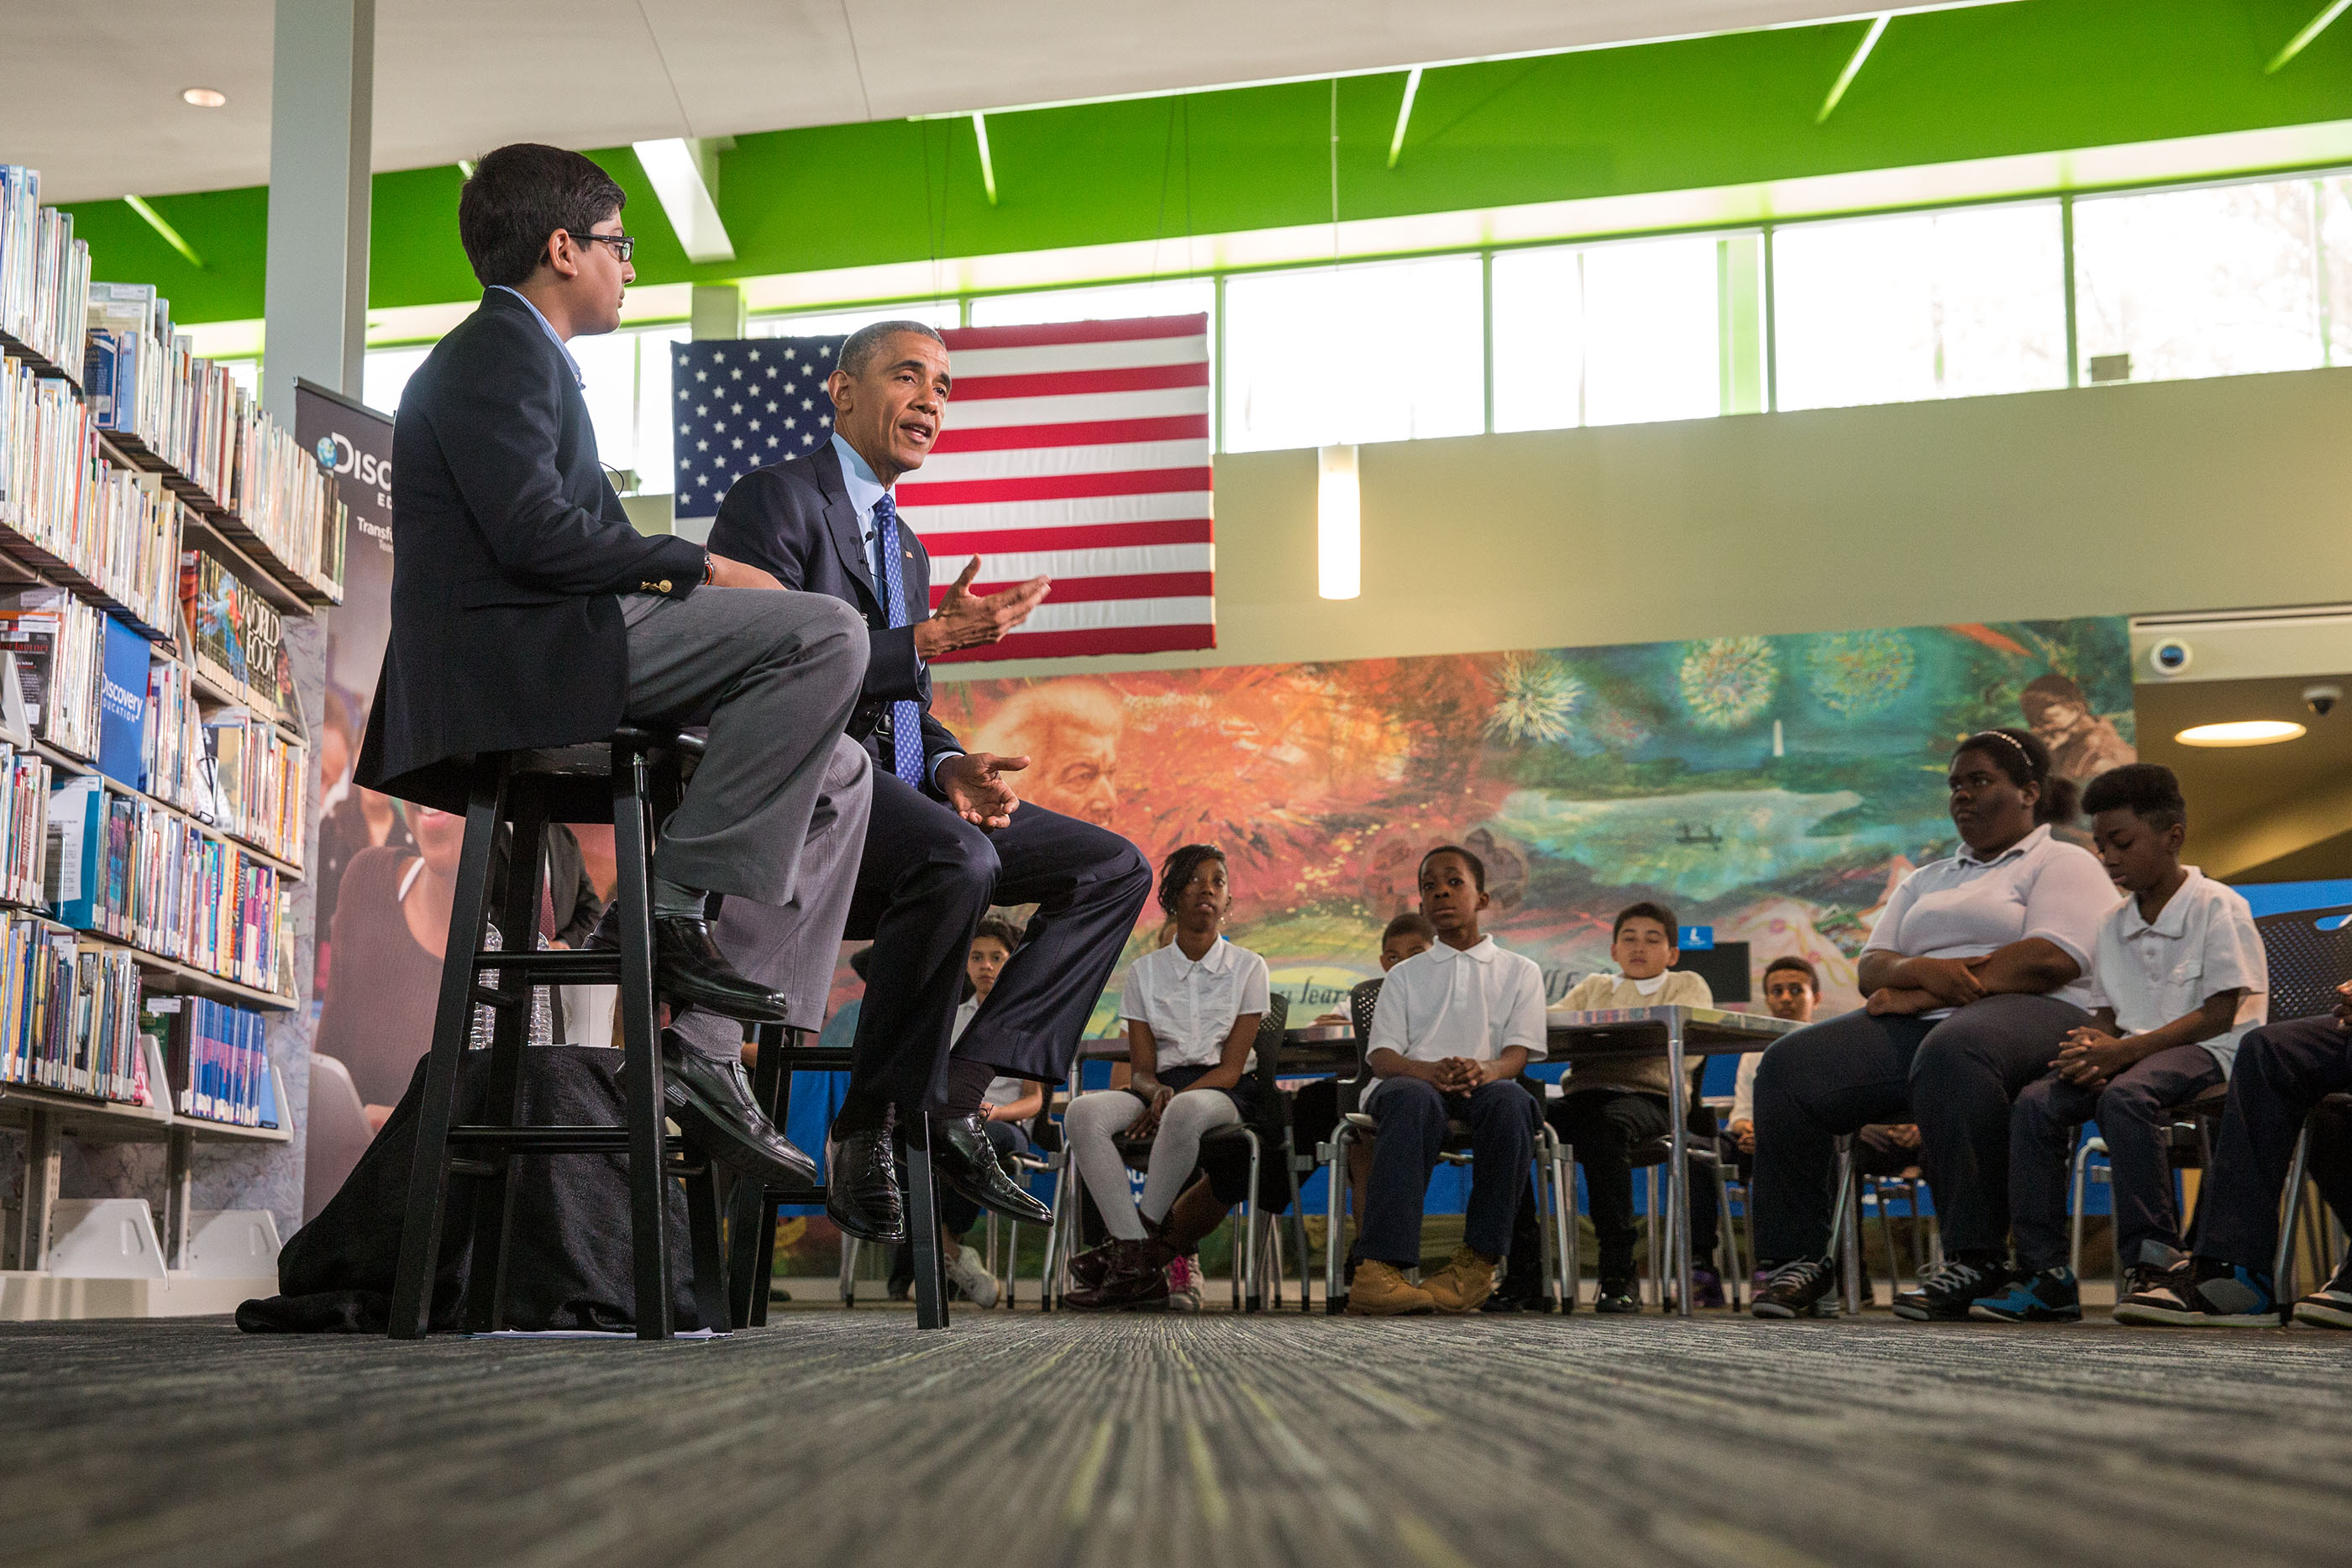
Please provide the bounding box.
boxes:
[1543,1005,1801,1317]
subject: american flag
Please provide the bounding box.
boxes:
[671,313,1215,662]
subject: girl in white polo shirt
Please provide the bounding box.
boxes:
[1063,843,1271,1311]
[1749,726,2116,1323]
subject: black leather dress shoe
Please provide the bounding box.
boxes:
[655,1033,819,1188]
[826,1125,907,1243]
[930,1112,1054,1225]
[659,915,790,1022]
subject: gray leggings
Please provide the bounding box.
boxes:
[1751,994,2091,1261]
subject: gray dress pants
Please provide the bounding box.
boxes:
[669,735,872,1063]
[617,588,866,908]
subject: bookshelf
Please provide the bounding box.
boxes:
[2,163,335,1308]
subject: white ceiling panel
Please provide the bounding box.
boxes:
[1,1,1988,202]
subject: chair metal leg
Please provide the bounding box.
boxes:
[1000,1218,1016,1308]
[682,1139,729,1332]
[906,1116,949,1330]
[1869,1182,1900,1308]
[2068,1137,2093,1282]
[612,742,675,1340]
[1285,1142,1314,1314]
[840,1235,858,1306]
[388,757,506,1340]
[1714,1162,1739,1308]
[460,779,549,1335]
[1643,1166,1661,1308]
[2276,1124,2315,1303]
[1830,1140,1861,1315]
[1553,1137,1577,1313]
[1242,1130,1263,1313]
[1324,1124,1355,1313]
[1564,1156,1583,1310]
[728,1021,790,1329]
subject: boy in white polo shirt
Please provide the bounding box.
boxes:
[1982,764,2267,1323]
[1348,845,1547,1317]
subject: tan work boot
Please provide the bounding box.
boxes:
[1424,1245,1499,1314]
[1345,1260,1436,1317]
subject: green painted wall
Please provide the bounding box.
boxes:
[57,0,2352,323]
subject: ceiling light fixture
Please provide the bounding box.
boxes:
[1317,444,1361,600]
[181,87,227,108]
[2175,720,2309,747]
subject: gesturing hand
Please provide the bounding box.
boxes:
[912,557,1051,658]
[938,751,1029,830]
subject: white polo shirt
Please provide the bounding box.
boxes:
[1120,936,1273,1071]
[1364,936,1547,1103]
[950,997,1029,1107]
[1862,825,2117,1014]
[2086,868,2268,1074]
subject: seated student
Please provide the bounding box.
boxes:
[2114,976,2352,1329]
[1985,764,2265,1324]
[1750,729,2113,1321]
[1347,845,1546,1317]
[891,916,1046,1307]
[1548,904,1715,1313]
[1063,844,1271,1311]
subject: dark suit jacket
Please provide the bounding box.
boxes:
[706,442,962,787]
[354,289,707,811]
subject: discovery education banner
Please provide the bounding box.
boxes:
[927,615,2136,1030]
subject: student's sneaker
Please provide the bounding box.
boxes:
[1751,1257,1840,1319]
[1344,1260,1436,1317]
[1968,1265,2080,1323]
[1424,1245,1499,1314]
[1674,1265,1727,1310]
[947,1244,1000,1309]
[1164,1254,1204,1314]
[1893,1258,2015,1321]
[1751,1266,1773,1299]
[1592,1279,1641,1314]
[2113,1257,2280,1327]
[2292,1251,2352,1329]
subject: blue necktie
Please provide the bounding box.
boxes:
[871,493,927,789]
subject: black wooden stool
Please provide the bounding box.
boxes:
[389,726,727,1341]
[724,1021,951,1330]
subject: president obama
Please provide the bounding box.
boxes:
[708,320,1151,1241]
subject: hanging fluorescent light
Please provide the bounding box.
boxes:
[181,87,227,108]
[632,138,735,264]
[2175,720,2308,747]
[1317,444,1361,600]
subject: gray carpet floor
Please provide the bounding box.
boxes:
[5,1310,2350,1568]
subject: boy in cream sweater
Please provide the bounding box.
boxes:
[1549,903,1714,1312]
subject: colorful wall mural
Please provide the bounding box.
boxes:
[924,616,2136,1029]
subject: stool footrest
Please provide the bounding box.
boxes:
[444,1125,684,1155]
[471,950,623,981]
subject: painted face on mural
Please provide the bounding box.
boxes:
[971,682,1122,826]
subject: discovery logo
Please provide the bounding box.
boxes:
[315,431,391,507]
[100,672,144,724]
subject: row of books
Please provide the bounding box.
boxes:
[0,912,145,1106]
[152,996,277,1128]
[207,712,307,868]
[184,548,297,725]
[0,587,104,760]
[0,744,52,910]
[0,168,90,380]
[0,360,182,631]
[47,775,291,993]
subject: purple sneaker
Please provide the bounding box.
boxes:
[1691,1265,1726,1309]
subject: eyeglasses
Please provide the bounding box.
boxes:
[564,230,635,263]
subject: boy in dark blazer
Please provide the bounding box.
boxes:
[355,143,869,1183]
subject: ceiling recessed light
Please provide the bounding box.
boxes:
[182,87,227,108]
[2175,720,2308,747]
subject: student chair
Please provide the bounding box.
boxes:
[2066,1083,2228,1298]
[388,726,727,1341]
[2250,903,2352,1306]
[2274,1093,2352,1305]
[725,1021,953,1330]
[1320,978,1576,1313]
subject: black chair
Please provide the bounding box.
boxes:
[725,1022,952,1330]
[1319,978,1574,1312]
[389,726,726,1341]
[2254,904,2352,1026]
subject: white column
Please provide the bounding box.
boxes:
[262,0,375,422]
